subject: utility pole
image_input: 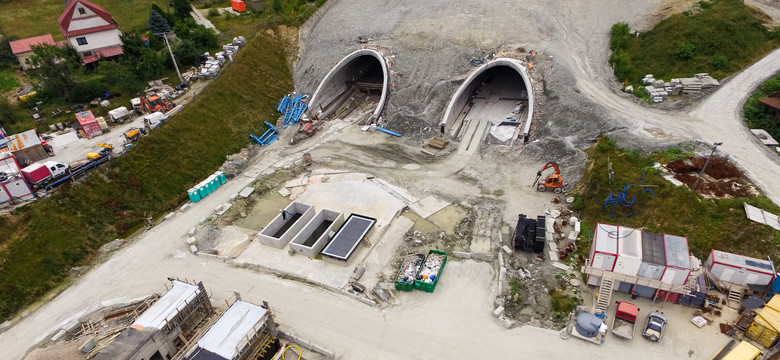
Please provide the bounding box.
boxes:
[157,32,184,84]
[692,141,723,192]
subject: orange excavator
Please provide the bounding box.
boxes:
[534,162,564,193]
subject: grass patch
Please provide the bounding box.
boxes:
[743,70,780,142]
[609,0,779,85]
[0,32,292,321]
[550,288,580,318]
[0,0,169,40]
[0,67,19,93]
[575,137,780,262]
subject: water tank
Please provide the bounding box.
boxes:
[575,311,603,338]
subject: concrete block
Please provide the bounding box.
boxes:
[164,212,175,221]
[180,203,191,212]
[502,245,513,254]
[230,193,239,201]
[574,221,581,233]
[568,231,579,242]
[548,250,559,261]
[278,187,292,197]
[452,251,471,259]
[239,187,255,198]
[493,306,505,318]
[216,203,232,215]
[199,216,209,224]
[498,315,514,329]
[623,85,633,93]
[552,262,572,272]
[51,329,67,342]
[189,245,198,254]
[186,237,197,245]
[188,227,197,236]
[498,253,504,268]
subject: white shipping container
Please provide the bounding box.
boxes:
[638,231,666,280]
[2,177,34,201]
[614,226,642,276]
[705,250,775,287]
[587,223,619,286]
[661,234,691,285]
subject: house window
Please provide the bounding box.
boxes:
[78,7,86,15]
[76,37,88,46]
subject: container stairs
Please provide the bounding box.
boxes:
[596,275,615,313]
[728,285,745,309]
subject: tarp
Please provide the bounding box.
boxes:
[195,300,267,359]
[133,281,199,329]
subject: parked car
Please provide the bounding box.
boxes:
[642,311,667,342]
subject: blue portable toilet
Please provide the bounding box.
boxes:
[198,181,210,198]
[215,171,227,185]
[207,175,218,191]
[188,188,201,202]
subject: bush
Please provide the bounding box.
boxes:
[675,42,696,60]
[712,54,728,70]
[610,22,631,51]
[609,49,633,82]
[207,7,220,17]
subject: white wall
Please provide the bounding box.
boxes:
[68,29,122,54]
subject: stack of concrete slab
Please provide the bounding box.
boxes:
[679,73,719,94]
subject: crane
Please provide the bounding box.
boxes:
[533,162,564,193]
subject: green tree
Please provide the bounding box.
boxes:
[97,61,144,93]
[674,42,696,60]
[172,0,192,20]
[273,0,281,11]
[148,9,172,34]
[136,50,164,80]
[610,22,631,51]
[0,98,30,134]
[28,44,77,103]
[172,39,201,67]
[151,4,176,26]
[713,54,728,70]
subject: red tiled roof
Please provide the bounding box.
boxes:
[58,0,117,38]
[81,54,99,64]
[96,45,123,58]
[9,34,56,55]
[759,97,780,112]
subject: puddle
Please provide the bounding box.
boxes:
[234,191,292,231]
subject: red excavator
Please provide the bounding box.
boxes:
[534,162,564,193]
[139,95,174,113]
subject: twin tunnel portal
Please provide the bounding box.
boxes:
[306,49,534,145]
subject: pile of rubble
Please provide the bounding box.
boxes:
[630,73,719,103]
[187,36,247,81]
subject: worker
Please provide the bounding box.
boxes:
[280,209,295,220]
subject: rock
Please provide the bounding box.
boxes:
[623,85,633,93]
[495,297,505,307]
[453,251,471,259]
[373,284,390,303]
[569,216,578,224]
[566,196,575,204]
[278,187,292,197]
[99,239,126,254]
[188,227,197,236]
[189,245,198,254]
[493,306,505,317]
[69,265,90,278]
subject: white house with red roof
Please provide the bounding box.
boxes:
[58,0,123,65]
[9,34,57,70]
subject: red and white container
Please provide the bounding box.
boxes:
[76,111,102,138]
[705,250,774,288]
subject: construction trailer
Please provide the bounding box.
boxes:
[94,280,214,360]
[661,234,691,286]
[587,223,619,286]
[0,174,35,206]
[705,250,775,289]
[183,300,279,360]
[5,130,48,165]
[746,294,780,348]
[633,232,666,298]
[288,208,345,257]
[0,151,22,175]
[257,201,315,248]
[320,214,377,266]
[76,111,103,138]
[614,227,643,292]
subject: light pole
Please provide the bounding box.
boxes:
[692,141,723,192]
[156,32,184,84]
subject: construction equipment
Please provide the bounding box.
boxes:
[533,162,564,193]
[249,121,279,147]
[86,143,113,161]
[122,128,144,142]
[139,94,175,113]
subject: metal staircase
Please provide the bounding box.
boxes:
[728,285,745,309]
[596,274,615,313]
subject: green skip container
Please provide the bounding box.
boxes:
[395,253,425,292]
[414,250,448,293]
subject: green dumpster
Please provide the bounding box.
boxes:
[395,253,424,292]
[414,250,448,293]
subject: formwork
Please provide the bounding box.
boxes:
[321,214,376,266]
[289,208,344,257]
[257,201,315,248]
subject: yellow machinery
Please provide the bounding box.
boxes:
[86,143,113,160]
[123,128,141,141]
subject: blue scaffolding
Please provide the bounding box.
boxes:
[277,93,308,128]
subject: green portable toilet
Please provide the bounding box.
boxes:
[188,188,201,202]
[216,171,227,185]
[198,181,210,198]
[206,175,217,192]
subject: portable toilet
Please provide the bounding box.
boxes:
[216,171,227,185]
[198,181,210,198]
[188,188,201,202]
[207,175,219,191]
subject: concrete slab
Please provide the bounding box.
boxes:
[239,187,255,198]
[285,176,309,188]
[213,226,253,258]
[278,187,291,197]
[408,195,449,219]
[750,129,780,146]
[296,180,404,226]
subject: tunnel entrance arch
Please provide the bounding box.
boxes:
[308,49,389,122]
[441,59,534,142]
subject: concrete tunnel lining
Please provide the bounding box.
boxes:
[441,58,534,141]
[308,49,390,121]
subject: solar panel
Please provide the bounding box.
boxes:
[321,214,376,260]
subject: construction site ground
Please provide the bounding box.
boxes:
[4,0,780,359]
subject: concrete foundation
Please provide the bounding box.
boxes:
[289,208,345,257]
[257,201,315,248]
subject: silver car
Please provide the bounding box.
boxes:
[642,311,667,342]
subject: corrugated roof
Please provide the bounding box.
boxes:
[194,301,268,360]
[133,281,200,329]
[58,0,117,38]
[9,34,56,55]
[760,97,780,111]
[7,130,42,151]
[641,232,666,265]
[664,235,690,269]
[709,250,774,274]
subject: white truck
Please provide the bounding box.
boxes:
[21,161,71,188]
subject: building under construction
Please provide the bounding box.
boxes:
[93,280,214,360]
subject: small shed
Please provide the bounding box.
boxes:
[587,223,619,286]
[76,111,102,138]
[661,234,691,286]
[9,34,56,70]
[6,130,47,166]
[746,295,780,348]
[257,201,315,248]
[706,250,775,288]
